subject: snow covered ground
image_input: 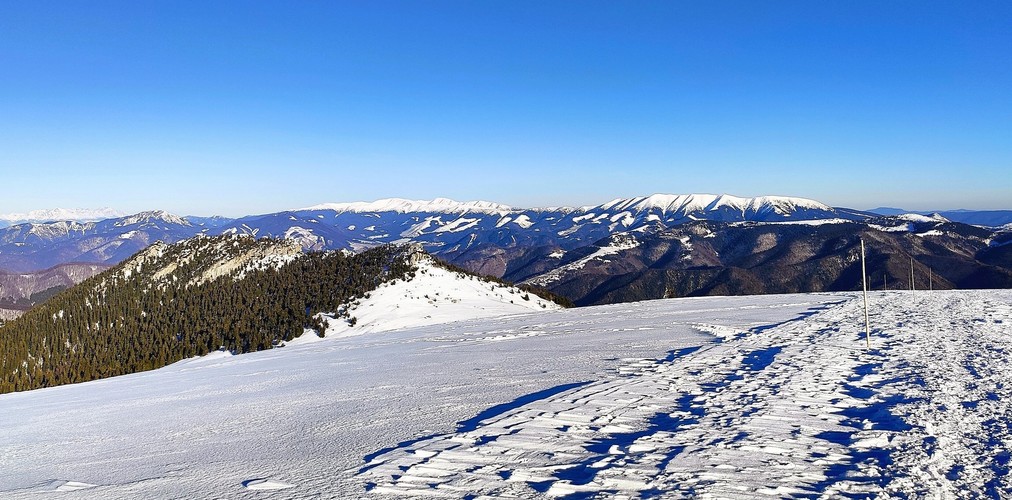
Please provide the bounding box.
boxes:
[2,290,1011,498]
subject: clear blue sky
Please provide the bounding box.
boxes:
[1,1,1010,216]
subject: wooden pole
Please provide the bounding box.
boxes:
[929,268,933,291]
[910,257,915,292]
[861,239,871,350]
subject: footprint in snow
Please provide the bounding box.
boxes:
[243,478,295,491]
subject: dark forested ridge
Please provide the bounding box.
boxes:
[0,236,418,394]
[509,219,1012,306]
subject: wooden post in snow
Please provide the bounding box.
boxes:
[929,268,933,291]
[861,239,871,350]
[910,257,915,293]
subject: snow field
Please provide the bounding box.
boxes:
[360,291,1012,498]
[1,290,1009,498]
[1,292,826,499]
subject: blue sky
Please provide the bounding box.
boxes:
[1,1,1010,216]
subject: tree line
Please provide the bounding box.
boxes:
[0,237,415,394]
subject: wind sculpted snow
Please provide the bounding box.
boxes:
[1,291,1011,498]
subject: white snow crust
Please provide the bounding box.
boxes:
[2,291,1012,499]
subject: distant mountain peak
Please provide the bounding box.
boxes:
[114,210,191,227]
[0,207,125,223]
[868,207,907,216]
[893,213,949,223]
[300,198,514,214]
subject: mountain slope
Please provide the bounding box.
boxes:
[0,263,110,314]
[508,217,1012,305]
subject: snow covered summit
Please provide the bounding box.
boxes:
[312,256,563,338]
[113,210,192,227]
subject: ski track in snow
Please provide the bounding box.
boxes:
[1,291,1011,498]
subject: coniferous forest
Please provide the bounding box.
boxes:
[0,236,417,394]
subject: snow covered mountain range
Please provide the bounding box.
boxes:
[0,210,198,272]
[0,207,125,228]
[2,194,1012,309]
[0,194,860,269]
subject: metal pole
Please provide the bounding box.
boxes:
[862,239,871,350]
[929,268,933,291]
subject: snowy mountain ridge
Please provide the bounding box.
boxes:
[113,210,191,228]
[311,256,562,339]
[303,193,835,217]
[111,235,303,287]
[0,207,125,224]
[271,193,860,261]
[595,193,832,215]
[302,197,514,214]
[0,210,203,273]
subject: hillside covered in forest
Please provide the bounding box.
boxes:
[0,236,565,394]
[0,236,411,392]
